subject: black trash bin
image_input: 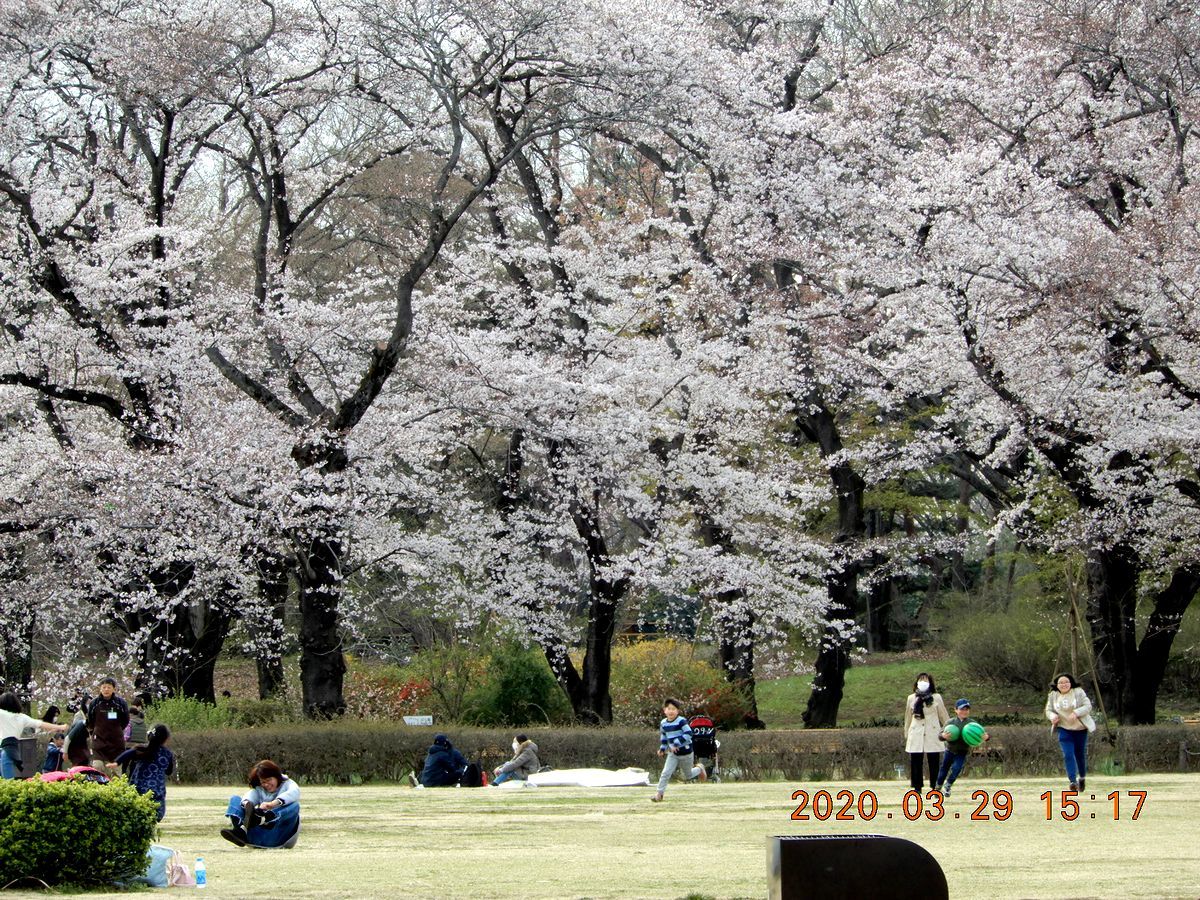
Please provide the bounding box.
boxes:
[768,834,948,900]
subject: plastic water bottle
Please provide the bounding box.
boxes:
[195,857,206,888]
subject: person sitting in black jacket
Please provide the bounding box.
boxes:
[418,734,469,787]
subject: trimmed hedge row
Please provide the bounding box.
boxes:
[0,776,157,888]
[165,721,1200,785]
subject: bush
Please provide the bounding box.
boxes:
[0,776,157,888]
[949,608,1058,692]
[145,694,234,730]
[609,638,753,729]
[464,642,573,726]
[405,644,488,721]
[224,697,297,727]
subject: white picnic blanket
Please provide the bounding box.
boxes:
[523,767,650,788]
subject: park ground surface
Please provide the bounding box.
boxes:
[8,773,1198,899]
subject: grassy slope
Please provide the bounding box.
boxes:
[756,652,1199,728]
[9,777,1198,899]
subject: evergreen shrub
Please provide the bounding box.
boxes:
[0,776,157,888]
[464,642,573,726]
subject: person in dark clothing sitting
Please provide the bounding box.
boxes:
[417,734,469,787]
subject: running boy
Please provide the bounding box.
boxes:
[934,698,989,798]
[651,698,707,802]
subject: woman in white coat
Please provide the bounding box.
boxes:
[903,672,948,792]
[1045,672,1095,791]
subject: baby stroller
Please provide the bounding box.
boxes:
[688,714,720,781]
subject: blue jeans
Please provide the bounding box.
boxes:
[936,751,966,789]
[492,771,521,785]
[226,796,300,848]
[1,746,19,780]
[1056,728,1088,784]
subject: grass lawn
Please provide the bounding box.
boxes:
[9,774,1198,898]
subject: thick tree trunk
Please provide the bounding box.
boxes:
[796,403,866,729]
[1084,544,1139,723]
[569,500,625,724]
[254,552,289,700]
[126,563,230,703]
[694,502,763,725]
[291,440,349,719]
[716,593,763,727]
[802,562,857,728]
[296,532,347,718]
[866,577,897,653]
[138,601,231,703]
[1129,566,1200,724]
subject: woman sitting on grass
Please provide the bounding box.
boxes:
[221,759,301,848]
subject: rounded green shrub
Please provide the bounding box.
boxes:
[0,776,158,888]
[464,642,573,726]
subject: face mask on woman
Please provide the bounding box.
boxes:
[916,680,930,693]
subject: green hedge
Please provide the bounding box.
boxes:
[165,721,1200,784]
[0,776,157,888]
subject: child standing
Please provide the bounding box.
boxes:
[651,698,707,802]
[933,698,989,798]
[116,724,175,821]
[42,732,65,773]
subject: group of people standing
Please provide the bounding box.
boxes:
[2,678,176,823]
[904,669,1097,796]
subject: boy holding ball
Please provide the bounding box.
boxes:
[934,698,988,798]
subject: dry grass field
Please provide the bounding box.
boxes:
[7,774,1198,898]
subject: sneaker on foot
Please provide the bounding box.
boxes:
[220,827,248,847]
[1068,781,1078,791]
[942,786,951,798]
[408,771,419,788]
[696,765,708,783]
[650,792,664,802]
[1078,777,1085,791]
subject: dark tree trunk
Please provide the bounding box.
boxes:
[716,595,763,727]
[569,499,626,724]
[1129,566,1200,724]
[137,602,231,703]
[802,562,858,728]
[125,563,230,703]
[694,504,763,725]
[867,577,897,653]
[296,532,347,718]
[254,552,289,700]
[1084,543,1139,723]
[290,440,349,719]
[795,403,866,728]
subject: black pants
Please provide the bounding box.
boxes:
[909,752,940,791]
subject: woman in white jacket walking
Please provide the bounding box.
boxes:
[903,672,948,792]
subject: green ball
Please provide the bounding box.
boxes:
[962,722,985,746]
[943,723,961,742]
